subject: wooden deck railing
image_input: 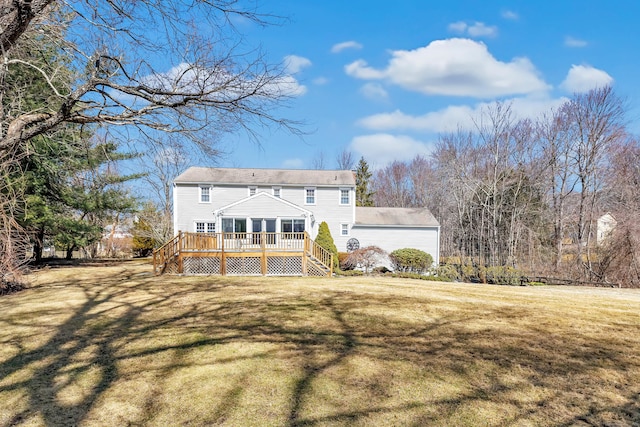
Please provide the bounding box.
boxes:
[305,236,334,275]
[153,231,333,276]
[153,233,181,275]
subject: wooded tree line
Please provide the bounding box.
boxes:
[369,86,640,287]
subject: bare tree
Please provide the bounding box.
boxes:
[598,137,640,287]
[346,246,387,274]
[335,149,355,170]
[312,150,327,169]
[1,1,298,156]
[566,86,626,277]
[373,161,412,207]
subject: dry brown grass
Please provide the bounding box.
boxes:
[1,260,639,426]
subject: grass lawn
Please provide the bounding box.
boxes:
[1,260,639,426]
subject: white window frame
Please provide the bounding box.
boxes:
[281,218,305,239]
[195,221,215,233]
[305,187,316,205]
[340,223,349,236]
[339,188,350,205]
[199,186,211,203]
[272,186,281,198]
[248,186,257,197]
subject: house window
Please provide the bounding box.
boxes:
[281,219,305,238]
[195,222,215,233]
[222,218,247,233]
[340,189,350,205]
[272,187,281,198]
[305,187,316,205]
[249,186,257,196]
[199,186,211,203]
[341,223,349,236]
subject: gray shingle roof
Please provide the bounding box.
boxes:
[355,207,439,227]
[174,166,355,186]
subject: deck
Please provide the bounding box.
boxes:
[153,231,333,277]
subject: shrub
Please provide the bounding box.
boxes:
[435,264,460,281]
[346,245,387,274]
[485,266,525,286]
[389,248,433,274]
[315,222,338,269]
[336,269,363,277]
[387,272,454,282]
[337,252,354,270]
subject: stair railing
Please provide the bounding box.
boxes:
[304,232,333,276]
[153,231,182,275]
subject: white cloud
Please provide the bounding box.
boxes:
[313,77,329,85]
[266,55,312,96]
[282,158,304,169]
[448,21,498,38]
[284,55,312,74]
[468,22,498,38]
[564,36,588,48]
[345,59,386,79]
[345,38,549,98]
[448,21,468,33]
[560,65,614,93]
[357,95,568,133]
[502,10,519,20]
[265,75,307,97]
[359,83,388,101]
[348,134,433,168]
[331,40,363,53]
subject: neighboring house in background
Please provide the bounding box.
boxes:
[171,167,440,270]
[597,213,617,245]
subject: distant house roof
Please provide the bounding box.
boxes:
[174,167,355,186]
[355,207,439,227]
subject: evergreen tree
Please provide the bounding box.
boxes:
[315,221,339,269]
[355,157,374,207]
[52,138,140,259]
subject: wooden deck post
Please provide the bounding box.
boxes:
[220,233,226,275]
[153,248,157,275]
[261,231,267,275]
[302,233,308,276]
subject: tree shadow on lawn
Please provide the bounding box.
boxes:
[0,265,639,426]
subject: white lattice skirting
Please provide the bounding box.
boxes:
[267,256,303,276]
[166,254,327,276]
[183,257,221,275]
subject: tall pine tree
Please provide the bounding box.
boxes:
[355,157,374,207]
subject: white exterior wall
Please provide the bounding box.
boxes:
[350,225,440,266]
[304,186,354,250]
[174,183,355,242]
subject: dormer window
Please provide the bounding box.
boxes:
[272,187,281,198]
[249,186,257,196]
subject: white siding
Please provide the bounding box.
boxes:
[174,184,217,232]
[350,226,440,266]
[222,195,306,218]
[174,183,355,248]
[306,187,354,249]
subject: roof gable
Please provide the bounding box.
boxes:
[214,192,312,217]
[175,166,355,186]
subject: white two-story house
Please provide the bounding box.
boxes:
[167,166,439,275]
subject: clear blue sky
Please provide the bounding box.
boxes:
[206,1,640,170]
